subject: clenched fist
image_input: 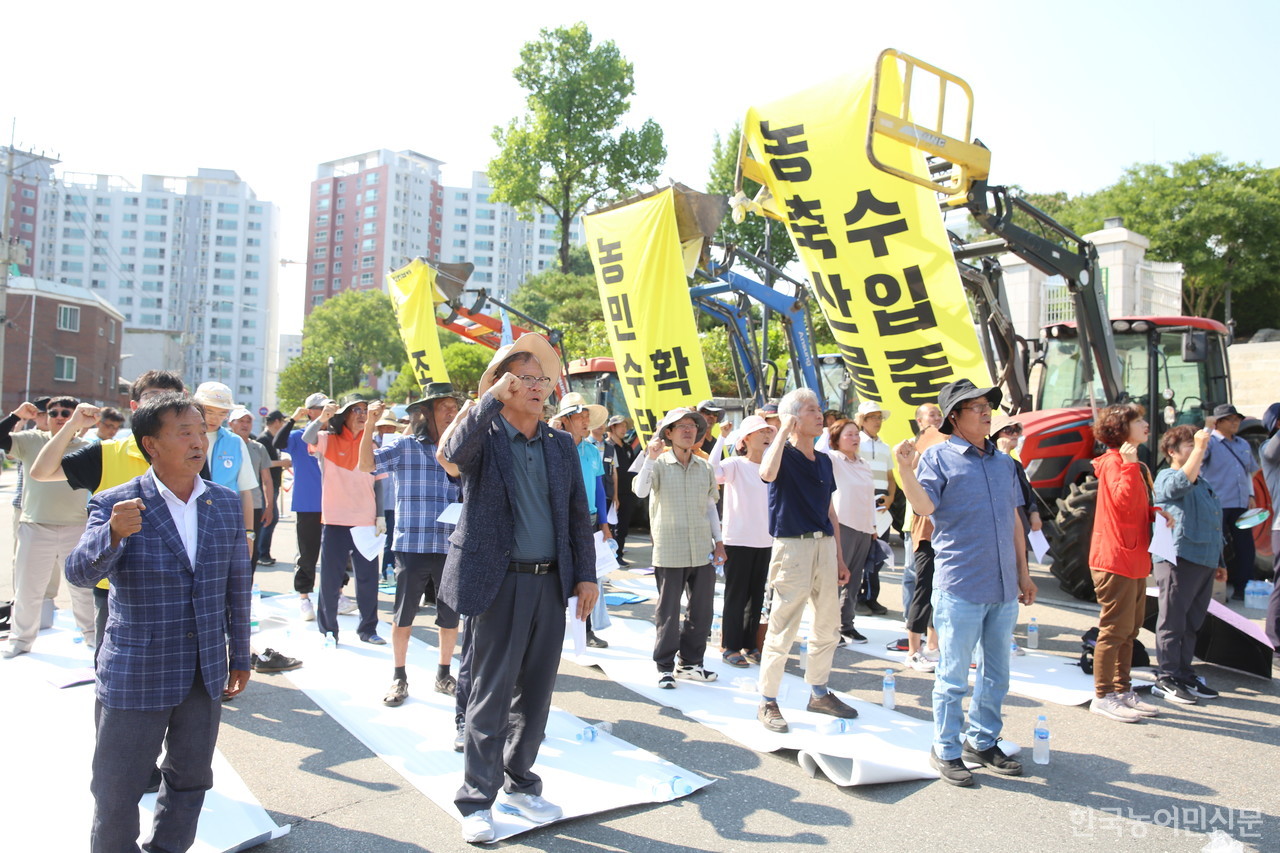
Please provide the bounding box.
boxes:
[110,498,145,548]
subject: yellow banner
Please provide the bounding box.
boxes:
[740,65,990,448]
[584,189,713,444]
[386,258,450,392]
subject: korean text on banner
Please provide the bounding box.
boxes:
[740,65,990,449]
[387,258,450,391]
[585,189,712,444]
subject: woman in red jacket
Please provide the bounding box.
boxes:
[1088,403,1163,723]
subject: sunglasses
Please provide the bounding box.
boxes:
[47,409,74,418]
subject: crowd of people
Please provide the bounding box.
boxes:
[4,332,1280,847]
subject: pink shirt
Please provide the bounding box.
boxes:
[313,432,377,526]
[827,450,876,534]
[717,456,773,548]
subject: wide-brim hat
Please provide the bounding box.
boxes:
[730,414,776,450]
[654,407,709,446]
[375,412,403,429]
[336,393,372,415]
[989,413,1022,439]
[406,382,462,414]
[555,392,608,430]
[938,379,1003,435]
[194,381,235,410]
[477,333,561,397]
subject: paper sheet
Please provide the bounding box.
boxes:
[1028,529,1051,563]
[1149,518,1178,564]
[594,531,620,578]
[607,503,619,526]
[437,502,463,525]
[567,596,587,656]
[350,525,386,561]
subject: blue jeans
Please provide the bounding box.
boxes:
[932,589,1017,760]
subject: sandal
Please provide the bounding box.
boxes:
[722,650,749,668]
[744,649,761,665]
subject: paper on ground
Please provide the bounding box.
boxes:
[568,614,937,786]
[350,524,386,561]
[0,611,288,852]
[255,594,711,841]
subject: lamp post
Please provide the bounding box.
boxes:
[327,356,334,399]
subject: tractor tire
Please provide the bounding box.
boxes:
[1049,476,1099,602]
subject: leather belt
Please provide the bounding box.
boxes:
[508,561,557,575]
[781,530,827,540]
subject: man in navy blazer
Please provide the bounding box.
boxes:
[67,392,252,853]
[438,333,597,844]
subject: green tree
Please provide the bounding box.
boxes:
[275,290,404,408]
[706,124,796,273]
[384,364,421,405]
[489,22,666,273]
[507,261,608,359]
[441,343,492,395]
[1025,155,1280,327]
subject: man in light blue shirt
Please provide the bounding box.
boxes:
[897,379,1036,787]
[1200,404,1259,600]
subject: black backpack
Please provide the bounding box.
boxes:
[1078,626,1150,674]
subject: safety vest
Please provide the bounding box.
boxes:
[208,427,243,490]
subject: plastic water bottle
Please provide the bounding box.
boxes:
[640,774,693,801]
[323,632,336,649]
[1244,580,1271,610]
[1033,715,1051,765]
[250,583,261,633]
[1011,639,1024,657]
[711,616,722,642]
[575,722,614,742]
[1027,617,1039,650]
[798,637,809,669]
[606,538,619,554]
[882,669,896,710]
[819,718,850,735]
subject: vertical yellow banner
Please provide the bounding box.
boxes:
[740,64,990,448]
[386,258,450,391]
[584,189,713,444]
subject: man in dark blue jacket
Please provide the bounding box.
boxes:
[439,334,597,844]
[67,392,252,853]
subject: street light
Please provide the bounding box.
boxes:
[327,356,334,398]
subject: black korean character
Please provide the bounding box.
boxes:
[622,352,645,394]
[650,346,692,395]
[607,293,636,342]
[760,122,812,182]
[596,238,624,284]
[785,196,836,259]
[836,343,880,399]
[409,349,437,388]
[844,189,909,257]
[812,271,856,326]
[866,265,937,335]
[885,343,954,404]
[633,408,658,437]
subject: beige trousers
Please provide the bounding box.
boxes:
[10,522,95,650]
[758,534,841,699]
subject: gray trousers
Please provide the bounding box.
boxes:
[1268,532,1280,649]
[653,564,715,671]
[455,571,565,816]
[91,673,220,853]
[837,525,874,632]
[1153,557,1214,682]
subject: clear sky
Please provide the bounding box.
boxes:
[5,0,1275,336]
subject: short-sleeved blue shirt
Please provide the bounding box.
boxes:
[1201,433,1259,509]
[916,435,1022,604]
[287,428,322,513]
[766,443,836,538]
[373,434,459,554]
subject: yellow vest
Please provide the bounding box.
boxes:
[94,437,151,589]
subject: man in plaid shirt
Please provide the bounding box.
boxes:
[359,385,461,707]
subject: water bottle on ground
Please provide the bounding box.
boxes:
[799,637,809,669]
[1033,715,1050,765]
[250,583,261,633]
[323,632,336,649]
[639,774,694,801]
[882,669,896,710]
[576,722,614,742]
[1027,617,1039,650]
[819,718,850,735]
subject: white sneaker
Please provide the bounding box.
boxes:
[460,809,495,843]
[497,792,563,823]
[1119,690,1160,718]
[906,651,936,673]
[1090,693,1143,723]
[300,598,316,622]
[922,648,940,662]
[675,664,718,682]
[337,594,358,615]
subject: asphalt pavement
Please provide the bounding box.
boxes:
[2,466,1277,852]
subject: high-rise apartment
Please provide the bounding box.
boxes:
[45,168,279,408]
[304,149,444,315]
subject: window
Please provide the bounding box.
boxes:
[315,214,329,227]
[317,183,330,195]
[210,334,231,345]
[361,238,376,252]
[361,256,375,268]
[476,208,495,220]
[54,355,77,381]
[454,207,468,216]
[123,196,138,207]
[317,198,330,210]
[365,172,379,185]
[213,269,235,279]
[118,296,134,305]
[245,254,259,263]
[365,188,378,201]
[249,204,263,215]
[335,214,344,225]
[145,214,167,225]
[142,264,165,275]
[142,281,164,292]
[314,246,328,258]
[241,335,256,345]
[331,262,342,273]
[60,261,84,272]
[362,205,377,219]
[57,305,81,332]
[215,235,238,247]
[62,244,86,256]
[216,219,238,230]
[244,271,259,279]
[141,297,163,309]
[476,225,494,235]
[311,263,325,273]
[247,221,262,231]
[242,318,257,328]
[476,240,494,251]
[333,246,343,257]
[312,278,325,291]
[312,295,324,307]
[314,230,328,241]
[360,272,374,285]
[144,248,166,259]
[336,198,346,209]
[108,320,116,343]
[362,222,376,235]
[145,198,167,209]
[454,191,469,201]
[242,286,259,296]
[453,239,467,248]
[453,223,467,232]
[476,256,493,267]
[122,213,138,223]
[215,251,236,263]
[217,202,239,214]
[140,314,162,326]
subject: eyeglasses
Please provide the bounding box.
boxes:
[960,403,994,415]
[47,409,74,418]
[515,375,553,389]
